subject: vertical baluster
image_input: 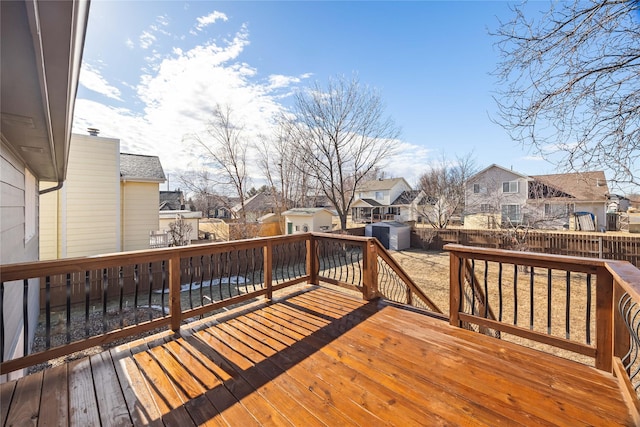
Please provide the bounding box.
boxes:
[148,262,154,321]
[199,255,205,308]
[119,267,124,328]
[585,273,592,345]
[85,271,90,337]
[529,267,535,330]
[188,257,194,310]
[161,260,167,316]
[1,281,4,362]
[513,265,518,325]
[45,276,51,348]
[483,261,489,318]
[470,259,476,316]
[66,273,71,343]
[226,252,233,298]
[208,254,216,302]
[134,264,139,324]
[457,257,464,314]
[547,269,552,335]
[566,271,571,340]
[217,253,224,301]
[102,268,108,333]
[498,263,503,322]
[240,250,248,292]
[23,279,28,357]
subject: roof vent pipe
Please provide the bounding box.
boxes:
[87,127,100,136]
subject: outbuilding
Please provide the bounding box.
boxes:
[365,221,410,251]
[282,208,335,234]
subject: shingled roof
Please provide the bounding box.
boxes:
[530,171,609,201]
[120,153,166,182]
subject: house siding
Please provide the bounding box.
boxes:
[39,134,121,258]
[1,141,40,380]
[121,181,160,251]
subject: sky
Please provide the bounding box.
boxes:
[73,0,556,192]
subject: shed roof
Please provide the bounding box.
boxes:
[282,208,335,216]
[120,153,166,182]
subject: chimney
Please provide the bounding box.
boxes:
[87,128,100,136]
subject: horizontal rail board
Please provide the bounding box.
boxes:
[458,313,597,357]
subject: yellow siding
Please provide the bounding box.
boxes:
[64,134,120,257]
[121,182,159,251]
[38,189,58,260]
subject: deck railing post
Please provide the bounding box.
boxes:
[264,241,273,301]
[306,235,318,285]
[595,267,614,372]
[362,239,378,300]
[613,280,631,362]
[169,254,182,332]
[449,251,462,327]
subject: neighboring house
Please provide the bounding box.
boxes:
[159,190,186,211]
[351,178,413,223]
[283,208,335,234]
[0,0,89,379]
[232,191,282,222]
[465,164,610,230]
[40,134,166,259]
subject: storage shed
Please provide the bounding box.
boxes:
[282,208,335,234]
[365,221,410,250]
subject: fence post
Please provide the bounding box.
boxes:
[306,235,318,285]
[595,267,614,372]
[169,254,182,332]
[362,240,378,300]
[449,250,462,327]
[264,241,273,301]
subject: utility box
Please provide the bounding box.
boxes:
[365,221,410,250]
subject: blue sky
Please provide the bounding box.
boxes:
[73,0,554,190]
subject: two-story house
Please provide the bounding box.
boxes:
[351,178,414,223]
[465,164,610,230]
[40,133,166,259]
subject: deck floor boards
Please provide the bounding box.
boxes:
[1,286,635,426]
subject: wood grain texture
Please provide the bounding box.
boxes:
[1,287,635,426]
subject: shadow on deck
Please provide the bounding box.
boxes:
[1,286,635,426]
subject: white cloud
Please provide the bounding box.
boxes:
[125,38,134,49]
[385,142,434,185]
[195,11,228,31]
[74,20,307,184]
[140,31,156,49]
[79,64,122,101]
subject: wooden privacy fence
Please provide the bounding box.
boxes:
[413,228,640,267]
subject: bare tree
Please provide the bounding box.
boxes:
[286,75,401,230]
[493,0,640,189]
[417,154,477,228]
[185,104,251,231]
[167,215,193,246]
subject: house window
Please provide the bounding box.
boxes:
[480,204,493,213]
[473,183,480,194]
[295,225,300,231]
[375,191,383,200]
[25,169,36,242]
[502,181,519,193]
[388,207,400,215]
[501,204,520,222]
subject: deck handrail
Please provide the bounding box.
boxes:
[445,243,640,404]
[0,233,437,375]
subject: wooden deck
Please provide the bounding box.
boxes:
[1,286,635,426]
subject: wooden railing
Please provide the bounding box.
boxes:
[0,233,440,375]
[445,243,640,404]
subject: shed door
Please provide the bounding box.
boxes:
[372,226,390,249]
[287,222,293,234]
